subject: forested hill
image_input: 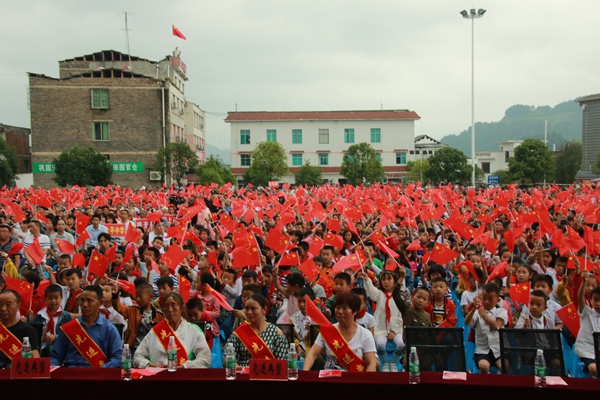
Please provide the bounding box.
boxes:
[439,101,582,157]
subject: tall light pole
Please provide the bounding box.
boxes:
[460,8,486,187]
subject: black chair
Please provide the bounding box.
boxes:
[309,325,321,346]
[276,324,295,344]
[593,332,600,372]
[27,322,44,345]
[405,326,466,372]
[499,328,565,376]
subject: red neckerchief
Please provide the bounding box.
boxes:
[99,308,111,319]
[45,309,62,335]
[356,307,368,319]
[385,291,393,326]
[67,289,82,311]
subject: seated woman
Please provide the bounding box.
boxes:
[225,293,288,366]
[133,292,211,369]
[303,293,378,372]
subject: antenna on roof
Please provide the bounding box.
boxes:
[122,12,133,70]
[380,103,383,110]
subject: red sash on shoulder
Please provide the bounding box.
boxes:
[320,324,366,372]
[152,320,188,366]
[60,319,108,368]
[0,323,23,361]
[233,321,276,360]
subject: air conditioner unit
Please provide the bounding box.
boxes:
[149,171,162,181]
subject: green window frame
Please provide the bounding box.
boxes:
[240,154,251,166]
[371,128,381,143]
[344,128,354,144]
[292,129,302,144]
[93,122,110,141]
[396,152,406,165]
[91,89,109,109]
[266,129,277,142]
[292,154,303,166]
[318,153,329,166]
[240,130,251,145]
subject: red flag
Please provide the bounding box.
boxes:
[326,218,341,233]
[265,229,291,254]
[76,215,91,235]
[35,211,49,224]
[278,252,300,267]
[76,230,91,247]
[345,217,359,238]
[25,237,44,265]
[172,24,187,40]
[428,243,459,265]
[7,242,24,258]
[55,238,75,255]
[298,258,319,282]
[377,240,399,259]
[149,258,160,275]
[207,251,218,268]
[125,224,141,244]
[4,276,33,307]
[162,245,190,272]
[205,284,232,311]
[405,240,422,251]
[179,276,191,303]
[556,303,580,338]
[166,224,187,243]
[118,279,136,297]
[88,251,109,277]
[231,245,261,269]
[219,214,238,234]
[72,253,86,268]
[121,246,135,267]
[146,212,163,223]
[309,236,324,256]
[487,261,510,283]
[305,296,330,326]
[37,279,51,296]
[503,230,516,254]
[324,232,344,249]
[332,253,362,273]
[105,243,118,262]
[509,281,531,306]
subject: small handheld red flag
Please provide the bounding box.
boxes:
[88,251,109,277]
[179,276,191,303]
[205,284,232,311]
[25,237,44,266]
[55,238,75,255]
[509,281,531,306]
[556,303,580,338]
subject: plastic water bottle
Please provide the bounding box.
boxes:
[21,337,32,359]
[408,347,420,384]
[534,349,546,388]
[167,336,177,372]
[225,343,236,380]
[122,344,132,380]
[288,343,298,380]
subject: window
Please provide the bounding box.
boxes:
[481,162,491,174]
[292,129,302,144]
[240,130,251,145]
[318,153,329,166]
[93,122,110,141]
[505,151,510,163]
[415,150,420,155]
[91,89,109,109]
[266,129,277,142]
[409,150,414,155]
[240,154,251,166]
[371,128,381,143]
[344,128,354,144]
[319,129,329,144]
[375,153,382,162]
[396,152,406,165]
[292,154,303,166]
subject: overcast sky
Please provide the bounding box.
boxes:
[1,0,598,155]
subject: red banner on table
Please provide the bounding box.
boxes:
[11,357,51,379]
[249,359,287,380]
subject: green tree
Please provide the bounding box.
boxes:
[53,146,112,187]
[196,155,236,186]
[404,159,430,183]
[493,170,513,185]
[0,137,19,187]
[508,139,555,184]
[340,142,384,185]
[156,142,200,186]
[295,161,322,185]
[425,147,471,184]
[243,142,288,186]
[554,140,582,184]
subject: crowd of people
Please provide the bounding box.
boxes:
[0,182,598,378]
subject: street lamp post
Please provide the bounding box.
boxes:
[460,8,486,187]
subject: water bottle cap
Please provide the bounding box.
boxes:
[23,337,29,342]
[124,344,130,350]
[537,349,543,356]
[410,347,417,353]
[290,343,295,350]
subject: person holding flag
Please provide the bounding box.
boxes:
[574,269,600,378]
[134,292,211,368]
[0,289,40,368]
[225,293,288,367]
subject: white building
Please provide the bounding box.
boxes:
[225,110,420,184]
[475,140,523,180]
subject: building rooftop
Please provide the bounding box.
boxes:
[576,93,600,103]
[225,110,420,122]
[60,50,152,63]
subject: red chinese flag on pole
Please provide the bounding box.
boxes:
[162,245,190,273]
[324,232,344,249]
[332,253,362,273]
[105,243,118,262]
[509,281,531,306]
[487,261,510,283]
[87,251,109,277]
[309,236,324,256]
[406,239,422,251]
[7,242,24,258]
[172,25,187,40]
[305,296,331,326]
[428,243,459,265]
[72,253,86,268]
[231,245,260,269]
[55,238,75,255]
[4,276,33,308]
[205,284,232,311]
[118,279,137,297]
[265,229,291,255]
[149,258,160,275]
[556,303,580,338]
[76,214,91,235]
[179,276,191,303]
[298,258,319,282]
[76,230,91,248]
[25,237,44,266]
[278,252,299,267]
[377,240,399,259]
[125,224,141,244]
[121,246,135,267]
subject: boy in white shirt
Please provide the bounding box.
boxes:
[464,282,508,374]
[575,270,600,378]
